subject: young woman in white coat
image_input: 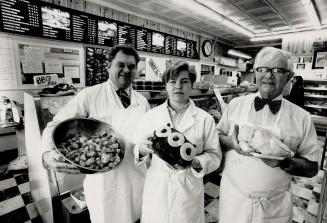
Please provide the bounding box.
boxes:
[134,60,222,223]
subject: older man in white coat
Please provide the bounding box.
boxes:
[217,47,319,223]
[42,45,150,223]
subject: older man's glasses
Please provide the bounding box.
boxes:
[256,67,290,75]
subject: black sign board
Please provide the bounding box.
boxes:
[97,19,118,47]
[0,1,198,59]
[152,32,165,54]
[165,35,177,56]
[177,39,187,57]
[118,23,136,47]
[71,12,97,44]
[41,4,71,41]
[136,28,152,52]
[0,0,41,37]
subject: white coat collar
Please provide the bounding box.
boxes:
[163,99,197,132]
[107,79,131,97]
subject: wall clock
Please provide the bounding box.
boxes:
[202,40,212,57]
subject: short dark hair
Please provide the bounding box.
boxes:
[162,60,197,85]
[108,45,140,64]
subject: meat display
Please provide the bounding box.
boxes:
[149,124,197,168]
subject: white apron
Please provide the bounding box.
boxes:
[83,86,147,223]
[219,99,293,223]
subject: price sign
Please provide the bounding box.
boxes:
[33,74,58,87]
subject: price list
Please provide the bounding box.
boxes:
[0,0,40,36]
[186,41,194,58]
[136,28,152,52]
[118,24,136,47]
[41,5,71,41]
[71,13,96,44]
[165,35,177,56]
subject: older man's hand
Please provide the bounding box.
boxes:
[42,150,81,174]
[261,158,282,168]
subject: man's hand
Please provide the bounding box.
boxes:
[220,125,251,156]
[42,150,81,174]
[261,158,282,168]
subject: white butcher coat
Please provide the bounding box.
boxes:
[42,80,150,223]
[133,99,222,223]
[217,92,319,223]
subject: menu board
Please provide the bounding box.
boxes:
[0,0,40,36]
[0,1,198,59]
[97,19,118,47]
[152,32,165,54]
[165,35,177,56]
[177,39,187,57]
[71,12,97,44]
[118,23,136,46]
[136,28,152,52]
[41,4,71,41]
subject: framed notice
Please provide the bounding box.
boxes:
[312,50,327,69]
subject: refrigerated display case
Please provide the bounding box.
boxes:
[24,92,86,223]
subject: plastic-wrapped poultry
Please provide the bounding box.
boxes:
[237,125,294,157]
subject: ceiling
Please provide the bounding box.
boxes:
[92,0,327,56]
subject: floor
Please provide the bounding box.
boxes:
[0,136,325,223]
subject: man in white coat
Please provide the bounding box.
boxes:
[217,47,319,223]
[42,45,150,223]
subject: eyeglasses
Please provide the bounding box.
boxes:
[116,62,136,71]
[256,67,290,75]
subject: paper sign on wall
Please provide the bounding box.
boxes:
[33,74,58,87]
[147,58,162,81]
[45,61,63,74]
[24,47,44,61]
[64,66,80,78]
[21,60,43,74]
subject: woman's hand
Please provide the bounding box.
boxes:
[139,139,154,156]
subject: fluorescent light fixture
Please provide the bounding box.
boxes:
[301,0,321,30]
[251,35,283,41]
[251,28,327,41]
[228,49,252,59]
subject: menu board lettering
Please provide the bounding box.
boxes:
[71,13,96,44]
[118,23,136,47]
[136,28,152,52]
[165,35,177,56]
[41,5,71,41]
[0,0,40,35]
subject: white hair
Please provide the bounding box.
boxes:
[254,47,293,72]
